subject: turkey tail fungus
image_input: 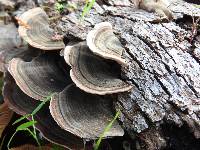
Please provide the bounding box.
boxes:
[87,22,127,66]
[2,6,131,150]
[3,72,84,149]
[64,42,132,95]
[0,1,200,149]
[8,53,72,100]
[18,7,65,50]
[50,84,124,139]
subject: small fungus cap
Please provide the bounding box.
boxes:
[8,53,71,100]
[64,42,133,95]
[87,22,127,66]
[18,7,65,50]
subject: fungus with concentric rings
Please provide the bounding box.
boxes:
[50,84,124,139]
[64,42,132,95]
[18,7,65,50]
[87,22,127,66]
[3,73,84,149]
[8,53,71,100]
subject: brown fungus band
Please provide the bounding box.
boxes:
[8,53,72,100]
[18,7,65,50]
[64,42,132,95]
[3,73,84,149]
[87,22,127,66]
[50,84,124,139]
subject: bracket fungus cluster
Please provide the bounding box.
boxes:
[3,73,84,149]
[1,7,132,149]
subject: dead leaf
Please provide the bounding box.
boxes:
[0,102,13,138]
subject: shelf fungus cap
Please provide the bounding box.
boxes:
[8,54,71,100]
[3,73,84,149]
[64,42,133,95]
[18,7,65,50]
[87,22,127,66]
[50,84,124,139]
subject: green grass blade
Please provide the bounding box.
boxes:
[195,5,200,8]
[81,0,96,18]
[0,135,5,150]
[87,0,96,11]
[7,131,17,150]
[94,110,121,150]
[31,115,37,136]
[81,1,89,18]
[12,114,31,125]
[16,121,37,131]
[25,128,41,147]
[24,128,35,138]
[8,94,55,150]
[32,93,54,115]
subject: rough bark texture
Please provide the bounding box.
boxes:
[5,0,200,149]
[55,1,200,149]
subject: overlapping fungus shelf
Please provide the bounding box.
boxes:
[3,73,84,149]
[64,42,132,95]
[50,84,124,139]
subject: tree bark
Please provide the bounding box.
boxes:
[7,0,200,149]
[55,1,200,149]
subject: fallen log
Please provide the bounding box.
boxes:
[0,0,200,149]
[55,0,200,149]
